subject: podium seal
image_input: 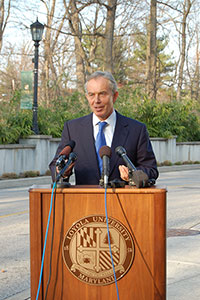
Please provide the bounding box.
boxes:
[62,215,135,285]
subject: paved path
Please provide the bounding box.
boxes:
[0,167,200,299]
[0,188,30,300]
[159,169,200,300]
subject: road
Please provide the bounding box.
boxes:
[0,187,30,300]
[158,170,200,229]
[0,169,200,299]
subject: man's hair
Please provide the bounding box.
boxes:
[85,71,118,94]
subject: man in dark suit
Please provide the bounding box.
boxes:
[49,71,158,185]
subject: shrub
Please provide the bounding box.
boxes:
[116,90,200,141]
[1,173,19,179]
[20,171,40,177]
[0,88,200,144]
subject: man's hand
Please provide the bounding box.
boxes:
[119,165,129,182]
[56,160,75,178]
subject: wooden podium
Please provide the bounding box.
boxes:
[29,185,166,300]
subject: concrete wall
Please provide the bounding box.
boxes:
[0,135,199,176]
[176,142,200,162]
[150,137,177,163]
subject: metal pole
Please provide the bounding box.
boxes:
[33,41,39,134]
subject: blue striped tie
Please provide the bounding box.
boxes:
[95,121,107,173]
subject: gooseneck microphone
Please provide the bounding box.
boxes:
[99,146,112,188]
[56,140,76,171]
[115,146,149,188]
[115,146,137,172]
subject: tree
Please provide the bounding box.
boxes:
[64,0,118,90]
[184,2,200,102]
[0,42,33,101]
[192,27,200,100]
[146,0,157,99]
[0,0,11,52]
[64,0,87,91]
[176,0,192,100]
[103,0,117,73]
[0,0,200,104]
[123,28,175,100]
[39,0,68,106]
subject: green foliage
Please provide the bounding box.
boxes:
[0,88,200,144]
[115,87,141,117]
[126,30,175,92]
[0,90,34,144]
[0,91,90,143]
[116,88,200,141]
[38,107,65,137]
[38,91,90,137]
[0,111,33,144]
[139,99,200,141]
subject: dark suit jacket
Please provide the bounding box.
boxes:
[49,111,158,184]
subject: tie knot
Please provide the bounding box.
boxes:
[98,121,107,132]
[96,121,107,174]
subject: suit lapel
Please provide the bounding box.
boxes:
[110,112,129,174]
[76,112,129,178]
[78,114,100,173]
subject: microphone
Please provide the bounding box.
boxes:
[115,146,137,172]
[56,152,77,183]
[99,146,112,188]
[115,146,149,188]
[56,140,76,170]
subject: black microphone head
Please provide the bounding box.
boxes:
[67,140,76,150]
[58,140,76,157]
[115,146,126,157]
[99,146,112,159]
[69,152,77,162]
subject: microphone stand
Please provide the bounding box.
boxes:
[52,169,71,188]
[99,177,126,188]
[52,152,77,188]
[127,169,135,186]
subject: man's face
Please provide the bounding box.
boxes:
[86,77,118,121]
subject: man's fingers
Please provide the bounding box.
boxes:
[119,165,129,181]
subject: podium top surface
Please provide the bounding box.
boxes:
[29,184,167,194]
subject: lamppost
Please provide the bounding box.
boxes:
[30,18,44,135]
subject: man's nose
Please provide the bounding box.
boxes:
[94,93,101,102]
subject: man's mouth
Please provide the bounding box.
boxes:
[95,106,104,112]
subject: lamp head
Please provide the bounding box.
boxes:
[30,18,44,42]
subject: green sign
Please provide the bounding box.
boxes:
[20,71,33,109]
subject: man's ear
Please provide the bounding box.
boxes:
[113,91,119,104]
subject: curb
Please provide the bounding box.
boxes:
[0,176,51,189]
[158,164,200,172]
[0,165,200,189]
[4,288,30,300]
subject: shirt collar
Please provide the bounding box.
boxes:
[93,110,116,127]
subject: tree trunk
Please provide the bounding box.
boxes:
[0,0,11,53]
[67,0,87,91]
[40,0,67,105]
[146,0,157,100]
[103,0,117,73]
[193,28,199,100]
[176,0,191,101]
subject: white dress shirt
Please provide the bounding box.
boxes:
[93,110,117,147]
